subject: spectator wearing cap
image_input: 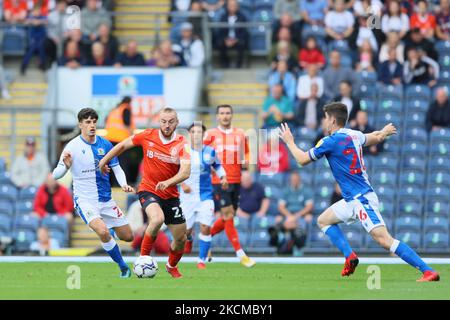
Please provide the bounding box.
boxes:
[426,87,450,132]
[172,22,205,67]
[114,40,146,67]
[11,137,50,188]
[32,174,74,223]
[216,0,249,69]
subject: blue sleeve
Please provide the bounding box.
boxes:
[308,136,334,161]
[106,139,119,167]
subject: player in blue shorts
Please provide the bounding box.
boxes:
[52,108,135,278]
[279,102,440,282]
[180,122,228,269]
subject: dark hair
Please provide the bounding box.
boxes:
[340,80,352,88]
[120,96,132,104]
[188,122,206,132]
[323,102,348,127]
[216,104,233,114]
[77,108,99,122]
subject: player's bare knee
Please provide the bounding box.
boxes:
[121,232,134,242]
[316,215,327,229]
[97,227,111,242]
[200,225,211,235]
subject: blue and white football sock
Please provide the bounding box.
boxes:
[390,239,433,273]
[102,238,128,271]
[322,224,353,258]
[198,233,211,263]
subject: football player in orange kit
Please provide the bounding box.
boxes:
[99,107,191,278]
[204,104,256,267]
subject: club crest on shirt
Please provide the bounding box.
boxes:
[97,148,105,156]
[148,142,154,147]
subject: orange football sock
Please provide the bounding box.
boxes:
[140,233,155,256]
[211,217,225,236]
[168,248,184,267]
[224,218,241,251]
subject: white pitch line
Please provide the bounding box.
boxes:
[1,256,450,264]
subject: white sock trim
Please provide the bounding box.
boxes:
[101,238,117,251]
[390,239,400,253]
[198,233,212,242]
[321,225,331,233]
[236,249,246,259]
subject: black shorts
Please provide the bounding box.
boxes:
[213,183,241,211]
[138,191,185,225]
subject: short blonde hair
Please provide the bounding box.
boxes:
[159,107,178,118]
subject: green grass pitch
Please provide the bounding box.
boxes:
[0,262,448,300]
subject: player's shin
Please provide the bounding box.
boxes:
[198,233,212,262]
[140,232,156,256]
[101,238,128,271]
[390,239,434,273]
[224,218,246,257]
[211,217,225,236]
[321,224,353,258]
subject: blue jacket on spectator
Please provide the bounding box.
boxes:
[268,71,297,102]
[378,60,403,85]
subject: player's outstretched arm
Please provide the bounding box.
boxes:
[364,123,397,147]
[52,151,72,180]
[111,165,135,193]
[155,160,191,191]
[278,123,312,166]
[98,136,135,175]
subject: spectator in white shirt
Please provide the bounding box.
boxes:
[172,22,205,67]
[381,0,409,39]
[296,63,324,101]
[325,0,354,43]
[378,31,405,63]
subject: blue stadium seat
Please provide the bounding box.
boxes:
[1,27,27,56]
[372,155,398,171]
[253,0,275,10]
[233,215,250,231]
[371,170,397,188]
[13,229,36,252]
[399,185,424,199]
[339,53,353,68]
[375,112,401,128]
[250,215,276,231]
[357,71,377,85]
[395,231,421,249]
[313,198,330,215]
[378,84,403,100]
[49,229,68,247]
[439,53,450,67]
[359,98,377,114]
[297,140,313,151]
[426,186,449,202]
[211,231,229,248]
[398,198,423,217]
[298,170,313,185]
[301,24,326,42]
[425,200,449,216]
[340,226,364,249]
[0,215,12,234]
[0,171,13,186]
[405,84,431,100]
[378,200,395,218]
[424,232,449,249]
[424,215,449,233]
[438,70,450,85]
[0,184,18,205]
[365,234,386,251]
[374,186,396,205]
[249,25,269,54]
[430,128,450,143]
[381,138,401,154]
[405,98,429,113]
[264,185,281,200]
[15,200,34,215]
[395,216,422,233]
[402,156,427,171]
[258,172,285,187]
[14,214,40,232]
[404,128,428,144]
[377,98,403,113]
[405,111,427,128]
[0,200,15,217]
[266,200,279,216]
[18,186,38,201]
[435,40,450,53]
[294,126,317,142]
[429,142,449,157]
[314,157,331,171]
[314,169,334,185]
[328,39,351,55]
[358,84,377,99]
[41,215,69,234]
[401,142,428,155]
[427,171,450,188]
[308,226,332,248]
[0,158,5,173]
[428,155,450,171]
[399,170,426,188]
[249,229,271,247]
[126,193,139,209]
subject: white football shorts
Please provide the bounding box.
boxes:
[181,199,215,230]
[330,192,385,233]
[74,197,129,229]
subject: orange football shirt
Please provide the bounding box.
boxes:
[132,129,190,199]
[204,127,249,184]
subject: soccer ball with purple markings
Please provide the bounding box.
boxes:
[133,255,158,278]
